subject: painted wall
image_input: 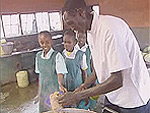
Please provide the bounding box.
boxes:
[132,27,150,49]
[1,0,99,14]
[98,0,150,49]
[0,52,38,85]
[1,0,149,27]
[99,0,150,27]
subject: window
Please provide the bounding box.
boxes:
[0,18,4,38]
[21,13,37,35]
[1,11,63,38]
[2,14,21,37]
[93,5,100,15]
[36,12,50,32]
[49,12,63,31]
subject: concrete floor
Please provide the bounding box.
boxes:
[1,81,39,113]
[1,81,103,113]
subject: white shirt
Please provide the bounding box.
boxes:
[63,48,88,70]
[35,48,68,74]
[87,12,150,108]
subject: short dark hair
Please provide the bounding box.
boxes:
[38,31,52,40]
[64,29,76,41]
[62,0,86,14]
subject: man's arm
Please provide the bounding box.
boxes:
[75,69,96,92]
[58,71,123,106]
[77,71,123,99]
[81,70,87,83]
[74,58,96,92]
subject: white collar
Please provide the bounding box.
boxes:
[41,48,54,59]
[63,47,79,59]
[75,43,88,52]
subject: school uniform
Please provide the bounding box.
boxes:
[75,43,92,77]
[62,48,87,91]
[35,48,67,112]
[62,48,91,109]
[75,43,97,110]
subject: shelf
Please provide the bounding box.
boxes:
[0,48,42,58]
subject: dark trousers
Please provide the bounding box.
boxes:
[103,97,150,113]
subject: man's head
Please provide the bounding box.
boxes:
[62,0,92,32]
[38,31,52,54]
[63,29,77,52]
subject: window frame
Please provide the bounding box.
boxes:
[1,13,22,38]
[0,5,98,39]
[1,11,63,39]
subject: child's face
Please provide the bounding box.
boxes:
[38,34,52,54]
[77,32,86,48]
[63,35,76,52]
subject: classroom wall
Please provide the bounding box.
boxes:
[98,0,150,49]
[0,52,38,85]
[1,0,149,27]
[1,0,99,14]
[99,0,150,27]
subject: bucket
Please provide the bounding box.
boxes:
[16,70,29,88]
[1,42,14,55]
[0,39,6,56]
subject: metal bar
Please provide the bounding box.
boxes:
[19,14,23,35]
[1,16,6,38]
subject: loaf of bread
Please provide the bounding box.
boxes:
[50,92,63,113]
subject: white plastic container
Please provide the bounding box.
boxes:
[16,70,29,88]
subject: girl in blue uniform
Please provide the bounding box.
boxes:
[62,30,90,109]
[76,32,92,77]
[76,32,97,110]
[35,31,68,113]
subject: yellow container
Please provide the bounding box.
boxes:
[16,71,29,88]
[1,46,5,55]
[1,39,6,56]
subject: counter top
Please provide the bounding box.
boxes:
[0,48,42,58]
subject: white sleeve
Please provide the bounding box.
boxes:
[81,53,88,70]
[56,53,68,74]
[35,55,40,73]
[105,30,132,73]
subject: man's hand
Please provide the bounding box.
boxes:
[59,85,68,93]
[58,92,79,106]
[74,83,86,93]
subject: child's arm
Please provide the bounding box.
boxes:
[75,58,96,93]
[81,53,88,83]
[56,53,68,93]
[57,73,67,93]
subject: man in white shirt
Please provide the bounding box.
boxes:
[58,0,150,112]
